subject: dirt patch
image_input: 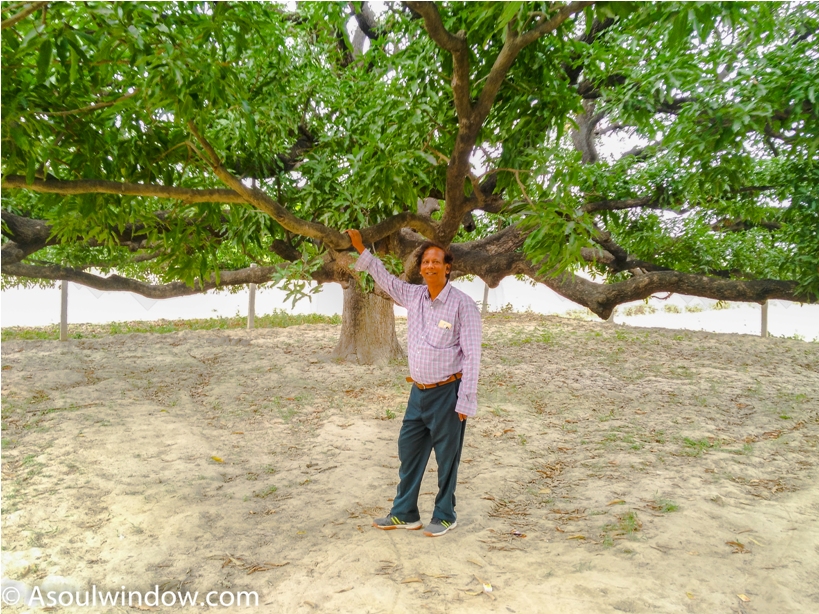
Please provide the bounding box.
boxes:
[2,315,818,613]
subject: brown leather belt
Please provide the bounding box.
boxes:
[406,372,462,390]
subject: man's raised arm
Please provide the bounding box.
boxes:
[344,229,414,308]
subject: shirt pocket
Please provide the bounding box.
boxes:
[426,325,456,349]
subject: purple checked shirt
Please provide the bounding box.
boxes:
[355,249,482,417]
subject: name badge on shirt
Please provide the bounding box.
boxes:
[438,320,452,329]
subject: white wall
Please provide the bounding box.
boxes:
[2,279,817,341]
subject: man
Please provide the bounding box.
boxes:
[345,229,481,537]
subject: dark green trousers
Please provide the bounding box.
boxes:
[390,379,466,523]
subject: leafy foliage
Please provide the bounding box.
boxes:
[1,1,817,305]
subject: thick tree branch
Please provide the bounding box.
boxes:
[711,218,782,232]
[349,2,381,40]
[361,211,439,246]
[422,1,591,241]
[0,261,293,299]
[518,260,812,319]
[188,121,349,250]
[579,247,671,273]
[571,100,605,164]
[406,2,472,121]
[1,209,231,265]
[2,175,246,204]
[1,1,47,29]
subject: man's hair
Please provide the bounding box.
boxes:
[415,241,454,279]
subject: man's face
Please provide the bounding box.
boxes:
[420,247,450,286]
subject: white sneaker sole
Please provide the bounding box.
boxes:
[424,521,457,537]
[373,520,423,530]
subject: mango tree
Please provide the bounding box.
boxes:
[2,1,817,363]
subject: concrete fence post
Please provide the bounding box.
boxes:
[60,281,69,341]
[761,300,769,338]
[481,283,489,316]
[247,264,257,330]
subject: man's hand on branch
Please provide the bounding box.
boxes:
[344,229,365,255]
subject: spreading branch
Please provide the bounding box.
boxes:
[2,175,246,204]
[519,260,811,320]
[409,1,591,242]
[1,1,47,30]
[187,122,354,250]
[0,260,292,299]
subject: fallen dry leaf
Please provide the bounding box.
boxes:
[607,499,626,506]
[211,456,223,463]
[401,577,422,584]
[246,562,289,574]
[686,592,695,600]
[726,540,749,554]
[568,535,586,540]
[738,594,751,602]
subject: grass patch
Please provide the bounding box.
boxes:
[254,485,278,498]
[509,326,556,346]
[601,510,642,546]
[681,437,719,456]
[1,310,342,341]
[651,496,679,513]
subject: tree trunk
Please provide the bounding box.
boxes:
[332,282,404,365]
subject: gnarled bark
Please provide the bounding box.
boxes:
[331,282,404,365]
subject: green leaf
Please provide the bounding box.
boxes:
[36,40,52,83]
[497,2,524,32]
[26,157,36,185]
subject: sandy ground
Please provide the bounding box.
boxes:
[1,314,818,613]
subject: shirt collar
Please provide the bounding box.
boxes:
[427,281,453,304]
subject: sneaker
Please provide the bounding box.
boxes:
[423,517,457,537]
[372,516,423,530]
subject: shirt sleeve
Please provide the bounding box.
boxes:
[455,296,482,417]
[354,249,414,308]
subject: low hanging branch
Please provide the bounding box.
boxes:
[0,261,291,299]
[186,121,439,249]
[518,260,810,320]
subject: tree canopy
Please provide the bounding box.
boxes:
[2,1,818,320]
